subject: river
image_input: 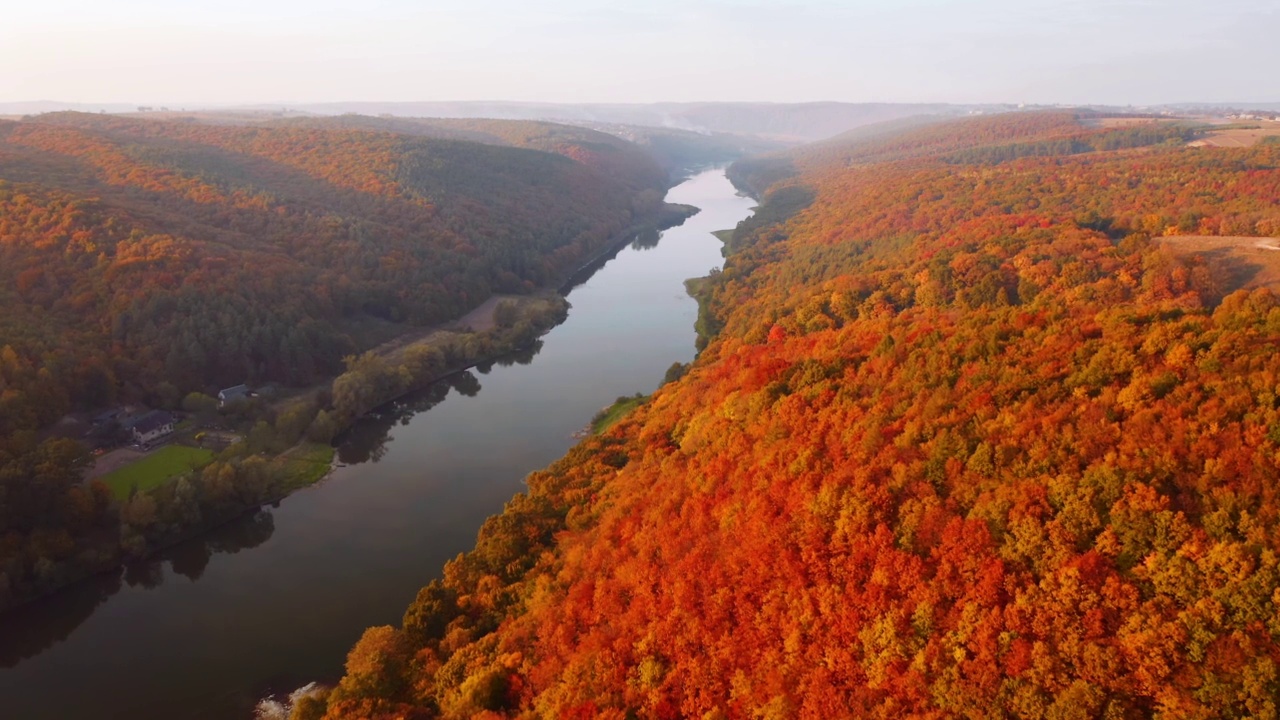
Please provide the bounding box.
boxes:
[0,167,756,719]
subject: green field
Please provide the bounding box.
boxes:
[591,394,648,435]
[273,442,336,491]
[101,445,214,499]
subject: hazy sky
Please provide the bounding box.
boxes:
[3,0,1277,106]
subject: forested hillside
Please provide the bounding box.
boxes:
[311,113,1280,719]
[264,115,785,180]
[0,113,666,408]
[0,113,669,608]
[253,101,976,142]
[266,115,671,190]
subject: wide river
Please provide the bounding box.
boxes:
[0,168,756,719]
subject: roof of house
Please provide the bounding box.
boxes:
[219,384,250,400]
[132,410,175,436]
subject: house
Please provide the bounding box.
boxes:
[218,384,252,407]
[131,411,176,445]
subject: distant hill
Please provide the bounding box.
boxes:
[237,101,992,142]
[0,101,141,115]
[263,115,673,187]
[1155,101,1280,113]
[0,112,667,408]
[268,115,787,179]
[579,123,788,176]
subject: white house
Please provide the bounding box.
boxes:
[131,411,176,445]
[218,384,252,407]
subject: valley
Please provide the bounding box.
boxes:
[5,1,1280,717]
[300,111,1280,719]
[0,167,757,720]
[4,105,1280,720]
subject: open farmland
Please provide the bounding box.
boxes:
[1188,123,1280,147]
[1160,235,1280,293]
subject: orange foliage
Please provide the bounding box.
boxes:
[321,113,1280,718]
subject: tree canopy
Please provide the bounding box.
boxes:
[312,112,1280,719]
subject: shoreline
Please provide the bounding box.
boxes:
[0,191,704,616]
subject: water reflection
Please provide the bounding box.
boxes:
[167,510,277,582]
[630,227,662,251]
[559,236,637,294]
[335,340,543,466]
[0,168,755,720]
[0,572,120,669]
[0,509,276,669]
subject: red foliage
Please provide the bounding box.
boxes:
[320,112,1280,718]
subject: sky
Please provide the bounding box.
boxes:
[2,0,1277,106]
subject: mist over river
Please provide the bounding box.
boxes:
[0,168,757,719]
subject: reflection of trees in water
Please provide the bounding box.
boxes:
[206,509,275,556]
[497,340,541,367]
[169,539,211,581]
[0,328,552,669]
[124,558,164,589]
[335,339,544,466]
[561,240,631,294]
[452,371,481,397]
[0,509,276,668]
[0,571,121,668]
[630,227,663,251]
[167,509,277,582]
[336,381,448,465]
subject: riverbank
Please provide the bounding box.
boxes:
[0,294,568,615]
[320,201,698,433]
[0,200,699,616]
[0,168,758,720]
[558,202,699,293]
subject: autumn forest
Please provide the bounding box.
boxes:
[5,103,1280,720]
[302,112,1280,719]
[0,112,677,609]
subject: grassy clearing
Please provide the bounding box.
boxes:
[591,394,648,435]
[273,442,336,491]
[101,445,214,500]
[1189,125,1280,148]
[1159,235,1280,293]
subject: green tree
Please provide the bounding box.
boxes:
[308,410,340,444]
[182,392,219,423]
[493,300,519,329]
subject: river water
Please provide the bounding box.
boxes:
[0,168,756,719]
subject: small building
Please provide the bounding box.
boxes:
[131,411,176,445]
[218,384,252,407]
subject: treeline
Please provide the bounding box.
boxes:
[307,113,1280,718]
[327,297,569,427]
[730,113,1204,188]
[947,124,1203,164]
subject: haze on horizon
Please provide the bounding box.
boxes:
[3,0,1278,108]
